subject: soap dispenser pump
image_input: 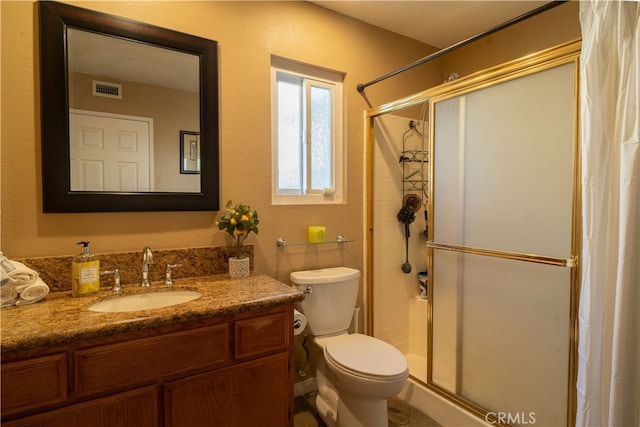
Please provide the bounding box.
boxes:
[72,241,100,297]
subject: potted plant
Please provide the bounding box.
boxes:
[216,200,259,278]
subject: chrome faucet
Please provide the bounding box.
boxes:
[101,269,122,292]
[141,247,154,287]
[164,263,182,286]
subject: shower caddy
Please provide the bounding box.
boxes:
[397,120,429,274]
[399,120,429,201]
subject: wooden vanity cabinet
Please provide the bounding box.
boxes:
[0,353,68,415]
[2,387,158,427]
[74,323,230,398]
[165,309,292,427]
[1,305,294,427]
[165,353,290,427]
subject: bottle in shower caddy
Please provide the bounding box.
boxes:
[72,241,100,297]
[418,271,428,299]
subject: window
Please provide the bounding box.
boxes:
[271,57,345,204]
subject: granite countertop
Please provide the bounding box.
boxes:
[1,273,304,353]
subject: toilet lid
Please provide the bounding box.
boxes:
[324,334,408,379]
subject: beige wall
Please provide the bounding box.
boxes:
[0,1,579,287]
[441,3,580,79]
[0,0,438,285]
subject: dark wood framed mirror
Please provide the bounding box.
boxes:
[39,1,219,212]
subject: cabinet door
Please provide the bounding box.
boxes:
[234,353,290,426]
[1,353,67,417]
[165,352,290,427]
[2,386,157,427]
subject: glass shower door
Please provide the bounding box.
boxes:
[428,59,579,426]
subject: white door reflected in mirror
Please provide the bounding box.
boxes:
[70,110,152,192]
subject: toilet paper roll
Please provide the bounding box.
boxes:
[293,309,307,336]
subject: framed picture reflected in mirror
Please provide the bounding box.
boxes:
[180,130,200,174]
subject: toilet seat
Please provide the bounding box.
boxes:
[324,334,408,381]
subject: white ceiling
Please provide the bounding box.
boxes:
[311,1,550,48]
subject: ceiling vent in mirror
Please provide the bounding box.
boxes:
[92,80,122,99]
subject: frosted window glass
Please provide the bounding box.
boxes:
[310,85,332,190]
[272,61,343,203]
[277,79,302,191]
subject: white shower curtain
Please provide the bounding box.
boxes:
[577,1,640,427]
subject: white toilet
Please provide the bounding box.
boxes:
[291,267,408,427]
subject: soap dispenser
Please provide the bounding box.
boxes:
[72,241,100,297]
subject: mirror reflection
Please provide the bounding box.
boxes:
[67,28,200,193]
[39,0,219,212]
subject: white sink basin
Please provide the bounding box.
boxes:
[88,290,202,313]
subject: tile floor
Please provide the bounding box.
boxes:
[294,392,441,427]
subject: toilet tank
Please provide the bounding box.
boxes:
[291,267,360,336]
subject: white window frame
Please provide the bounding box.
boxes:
[271,56,345,205]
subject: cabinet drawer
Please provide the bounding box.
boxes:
[2,386,157,427]
[1,353,67,416]
[235,311,289,360]
[75,323,229,396]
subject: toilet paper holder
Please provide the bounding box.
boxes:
[293,309,307,336]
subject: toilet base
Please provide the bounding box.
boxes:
[316,392,338,427]
[337,392,389,427]
[317,388,390,427]
[313,354,389,427]
[315,354,339,427]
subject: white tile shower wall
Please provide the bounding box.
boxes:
[373,114,429,370]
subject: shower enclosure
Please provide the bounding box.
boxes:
[369,107,430,379]
[365,40,581,426]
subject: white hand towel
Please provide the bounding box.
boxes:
[7,261,39,288]
[1,252,15,286]
[1,285,18,307]
[19,278,50,302]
